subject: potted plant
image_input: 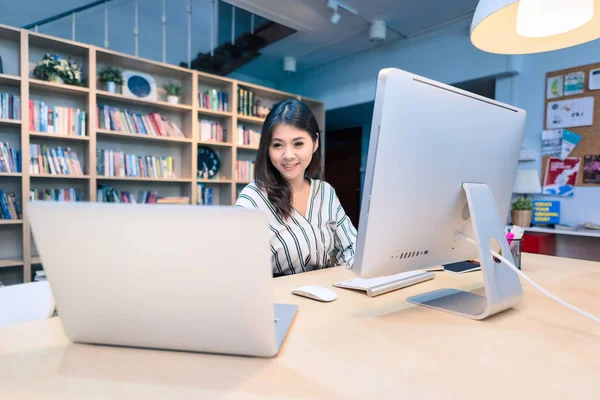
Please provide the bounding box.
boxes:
[99,66,123,93]
[164,82,182,104]
[32,53,83,86]
[511,197,533,227]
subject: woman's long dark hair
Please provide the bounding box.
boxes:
[254,99,323,220]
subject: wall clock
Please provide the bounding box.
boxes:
[197,146,220,179]
[122,70,157,101]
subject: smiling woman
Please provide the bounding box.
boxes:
[236,99,357,277]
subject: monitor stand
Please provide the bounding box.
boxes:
[406,182,523,320]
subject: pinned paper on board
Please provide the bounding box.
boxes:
[541,129,563,157]
[547,75,564,99]
[564,71,585,95]
[560,129,582,160]
[543,157,581,197]
[583,155,600,184]
[546,97,594,129]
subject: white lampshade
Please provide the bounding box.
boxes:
[471,0,600,54]
[513,169,542,194]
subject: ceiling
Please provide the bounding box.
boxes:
[0,0,481,83]
[228,0,480,82]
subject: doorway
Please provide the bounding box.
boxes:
[324,126,362,227]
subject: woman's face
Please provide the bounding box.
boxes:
[268,124,318,184]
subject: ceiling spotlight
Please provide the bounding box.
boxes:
[327,1,341,24]
[369,20,387,43]
[283,56,296,74]
[331,9,341,24]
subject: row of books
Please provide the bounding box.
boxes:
[34,270,47,282]
[0,190,21,220]
[199,119,226,142]
[97,185,189,204]
[199,89,229,112]
[197,183,214,205]
[237,88,271,117]
[237,125,261,147]
[29,144,84,176]
[1,93,21,120]
[30,188,82,202]
[236,160,255,182]
[0,142,21,173]
[29,100,86,136]
[96,149,175,179]
[97,105,185,138]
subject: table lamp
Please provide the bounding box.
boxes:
[471,0,600,54]
[511,169,542,227]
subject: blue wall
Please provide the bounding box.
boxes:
[279,18,600,227]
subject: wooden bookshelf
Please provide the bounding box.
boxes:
[0,73,21,86]
[0,119,21,126]
[0,259,24,268]
[0,220,23,225]
[0,23,325,285]
[236,144,259,150]
[96,129,192,144]
[29,131,90,141]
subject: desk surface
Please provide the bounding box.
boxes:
[1,253,599,399]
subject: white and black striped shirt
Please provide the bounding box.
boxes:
[235,179,358,276]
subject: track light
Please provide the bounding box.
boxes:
[327,1,341,24]
[331,9,341,24]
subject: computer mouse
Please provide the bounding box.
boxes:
[291,285,337,302]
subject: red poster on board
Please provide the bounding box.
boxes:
[542,157,580,197]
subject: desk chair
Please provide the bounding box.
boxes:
[0,281,55,327]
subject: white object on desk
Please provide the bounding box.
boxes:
[291,286,337,302]
[334,270,434,297]
[0,281,55,327]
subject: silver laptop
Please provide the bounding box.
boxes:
[28,202,297,358]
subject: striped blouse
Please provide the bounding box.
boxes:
[235,179,358,276]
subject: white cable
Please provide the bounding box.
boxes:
[456,231,600,324]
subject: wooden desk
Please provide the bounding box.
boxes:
[1,253,599,399]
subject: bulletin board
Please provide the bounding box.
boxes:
[544,62,600,187]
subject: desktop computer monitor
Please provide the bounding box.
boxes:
[354,68,527,320]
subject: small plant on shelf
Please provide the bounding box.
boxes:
[32,53,83,86]
[99,66,123,93]
[164,82,182,104]
[511,196,533,227]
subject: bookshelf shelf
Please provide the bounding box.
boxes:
[0,119,21,126]
[198,108,233,118]
[96,129,191,143]
[97,177,191,183]
[237,115,265,124]
[0,259,24,268]
[0,172,22,178]
[29,79,90,96]
[197,179,233,184]
[0,73,21,86]
[197,141,233,148]
[0,220,23,225]
[0,25,324,285]
[237,144,259,150]
[97,90,193,113]
[31,174,90,180]
[30,131,90,141]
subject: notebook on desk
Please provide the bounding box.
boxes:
[334,270,435,297]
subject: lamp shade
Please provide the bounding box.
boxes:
[513,169,542,194]
[471,0,600,54]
